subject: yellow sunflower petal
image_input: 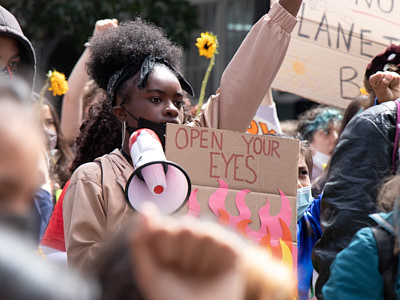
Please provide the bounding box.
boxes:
[359,86,368,95]
[47,71,69,96]
[195,32,218,58]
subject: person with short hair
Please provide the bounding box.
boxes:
[296,106,343,183]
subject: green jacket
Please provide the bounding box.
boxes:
[323,212,398,299]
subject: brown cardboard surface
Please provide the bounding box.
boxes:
[271,0,400,108]
[166,124,299,197]
[165,123,299,264]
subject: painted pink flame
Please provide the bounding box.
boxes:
[208,179,251,226]
[208,179,229,217]
[246,189,292,247]
[186,189,200,217]
[208,179,292,247]
[185,179,293,253]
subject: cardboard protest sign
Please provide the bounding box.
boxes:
[165,124,299,270]
[246,115,280,135]
[271,0,400,108]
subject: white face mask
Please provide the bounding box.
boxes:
[312,150,330,171]
[297,186,312,221]
[45,129,58,150]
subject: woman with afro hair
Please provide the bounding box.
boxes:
[63,0,303,272]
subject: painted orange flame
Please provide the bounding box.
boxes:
[185,179,296,270]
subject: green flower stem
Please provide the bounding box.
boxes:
[38,82,49,108]
[37,81,49,119]
[196,54,215,117]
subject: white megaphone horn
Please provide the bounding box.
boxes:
[125,128,191,214]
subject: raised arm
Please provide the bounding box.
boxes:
[194,0,302,131]
[369,71,400,103]
[60,19,118,145]
[60,48,89,145]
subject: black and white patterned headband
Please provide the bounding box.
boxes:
[107,56,195,106]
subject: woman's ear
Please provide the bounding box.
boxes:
[112,105,126,121]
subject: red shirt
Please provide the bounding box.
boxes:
[40,180,70,251]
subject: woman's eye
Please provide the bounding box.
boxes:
[299,170,309,176]
[45,121,55,128]
[323,129,331,135]
[150,97,162,103]
[174,99,184,108]
[9,61,20,71]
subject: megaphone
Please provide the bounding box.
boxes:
[125,128,191,214]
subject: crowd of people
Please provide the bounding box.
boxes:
[2,0,400,299]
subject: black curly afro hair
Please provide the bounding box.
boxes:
[87,17,184,92]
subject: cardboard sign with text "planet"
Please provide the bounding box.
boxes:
[271,0,400,108]
[165,124,299,269]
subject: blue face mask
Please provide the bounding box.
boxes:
[297,186,312,221]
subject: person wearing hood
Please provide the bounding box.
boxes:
[322,174,400,299]
[0,5,35,89]
[0,5,53,243]
[312,47,400,299]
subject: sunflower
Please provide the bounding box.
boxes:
[194,32,219,117]
[359,86,368,96]
[196,32,218,59]
[47,70,69,96]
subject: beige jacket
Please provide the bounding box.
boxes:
[64,2,298,272]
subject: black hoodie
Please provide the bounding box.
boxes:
[0,5,36,89]
[312,100,398,299]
